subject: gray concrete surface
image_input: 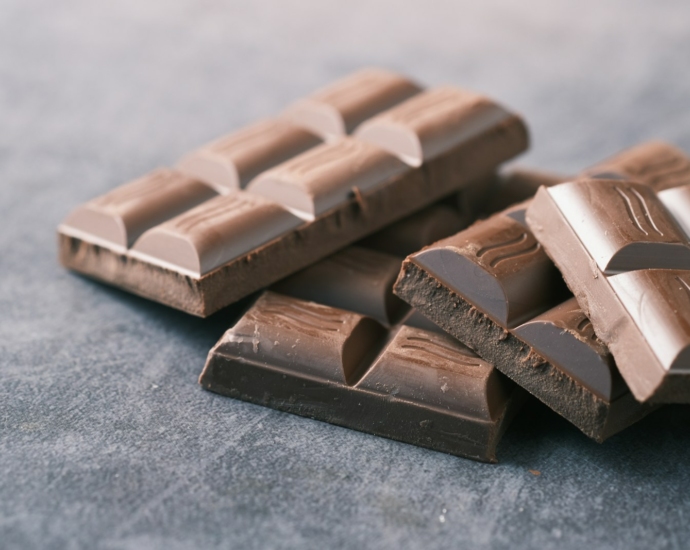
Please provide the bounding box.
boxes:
[2,1,690,548]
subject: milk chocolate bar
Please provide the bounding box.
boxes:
[394,142,690,440]
[200,291,523,463]
[59,79,528,317]
[526,176,690,402]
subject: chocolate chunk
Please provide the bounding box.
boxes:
[283,68,422,140]
[584,141,690,191]
[394,141,686,440]
[131,193,303,276]
[412,214,564,328]
[542,179,690,273]
[658,184,690,238]
[483,167,570,215]
[359,203,469,258]
[527,180,690,402]
[176,118,322,192]
[272,246,409,327]
[358,325,510,420]
[58,80,528,316]
[247,138,410,219]
[200,292,522,462]
[59,169,217,249]
[513,298,625,401]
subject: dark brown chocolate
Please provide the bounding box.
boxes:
[59,78,528,317]
[272,246,409,327]
[526,177,690,402]
[200,292,523,462]
[393,142,688,440]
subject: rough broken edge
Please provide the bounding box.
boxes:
[393,259,659,442]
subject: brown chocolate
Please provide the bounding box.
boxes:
[584,140,690,191]
[247,138,409,219]
[483,167,570,215]
[59,81,528,316]
[358,203,468,258]
[272,246,409,327]
[176,118,322,192]
[393,142,687,440]
[283,68,422,140]
[526,177,690,402]
[59,169,217,249]
[200,292,523,462]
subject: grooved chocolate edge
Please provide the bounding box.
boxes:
[394,259,658,442]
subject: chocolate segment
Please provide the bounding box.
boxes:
[131,193,303,276]
[247,138,410,219]
[272,246,409,327]
[200,292,522,462]
[412,214,564,328]
[59,169,217,249]
[513,298,625,401]
[658,184,690,238]
[526,177,690,402]
[358,325,509,419]
[176,119,322,192]
[544,179,690,273]
[585,140,690,191]
[355,86,524,167]
[359,204,468,258]
[283,68,422,140]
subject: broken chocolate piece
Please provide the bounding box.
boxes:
[526,178,690,402]
[200,292,522,462]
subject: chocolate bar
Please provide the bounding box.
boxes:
[200,291,523,463]
[394,142,690,440]
[58,75,528,317]
[526,176,690,402]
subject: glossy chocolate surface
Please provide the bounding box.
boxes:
[60,169,217,249]
[201,292,520,462]
[176,118,322,192]
[355,86,520,167]
[283,68,422,140]
[273,246,409,327]
[247,138,410,219]
[526,174,690,402]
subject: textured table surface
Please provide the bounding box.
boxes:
[2,1,690,548]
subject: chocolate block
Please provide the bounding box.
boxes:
[176,118,322,192]
[283,68,422,140]
[200,292,523,462]
[527,176,690,402]
[394,142,688,440]
[59,79,528,317]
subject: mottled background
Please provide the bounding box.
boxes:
[2,1,690,548]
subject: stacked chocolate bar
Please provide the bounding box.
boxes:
[58,69,690,462]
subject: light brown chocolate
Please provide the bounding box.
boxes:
[176,118,322,192]
[59,169,217,249]
[283,68,422,140]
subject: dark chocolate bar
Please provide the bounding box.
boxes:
[394,142,690,440]
[59,76,528,317]
[526,176,690,402]
[200,291,523,463]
